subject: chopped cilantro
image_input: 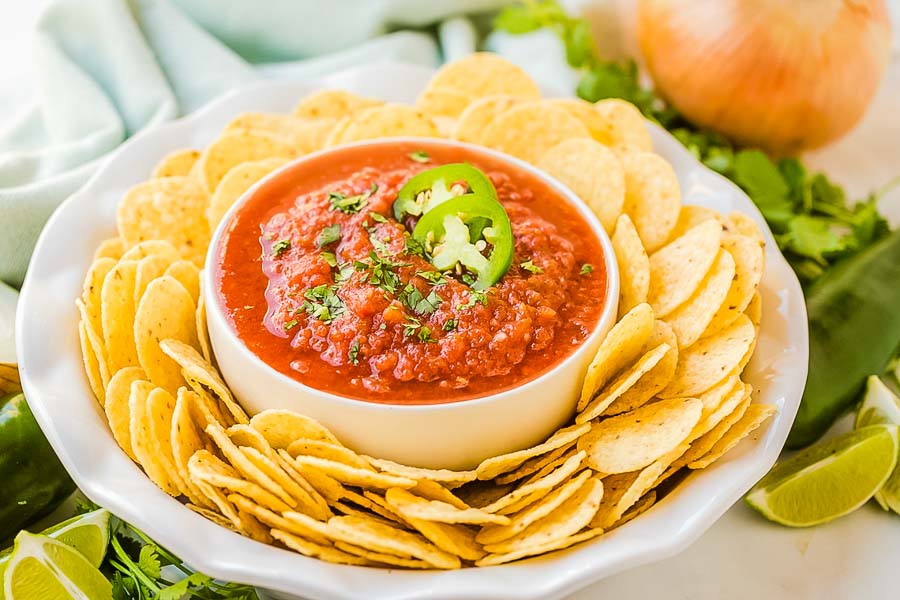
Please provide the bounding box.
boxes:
[370,235,391,256]
[520,259,544,274]
[379,322,387,330]
[284,319,299,332]
[399,283,443,316]
[403,235,429,259]
[580,263,594,275]
[272,239,291,257]
[443,319,457,331]
[328,185,376,214]
[418,326,437,343]
[459,289,488,310]
[349,340,361,365]
[354,252,410,294]
[317,224,341,248]
[402,315,422,338]
[321,251,338,267]
[301,284,346,323]
[416,270,447,285]
[370,212,388,223]
[409,150,430,163]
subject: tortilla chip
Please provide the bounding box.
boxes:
[104,366,145,462]
[579,303,655,410]
[609,490,656,530]
[338,105,439,143]
[171,389,214,509]
[93,237,124,261]
[77,303,109,403]
[482,452,586,515]
[196,274,213,364]
[482,477,603,554]
[494,442,577,486]
[480,101,590,165]
[116,176,210,266]
[611,214,650,316]
[678,393,752,468]
[603,320,678,416]
[385,488,510,526]
[592,98,653,152]
[425,52,540,100]
[725,211,766,245]
[146,386,199,502]
[452,95,525,144]
[194,131,296,195]
[475,528,604,566]
[579,397,701,474]
[292,455,416,490]
[289,439,372,470]
[129,380,179,495]
[100,260,140,371]
[665,250,736,348]
[538,138,625,232]
[82,257,116,336]
[207,158,288,229]
[620,151,681,253]
[271,529,371,566]
[223,112,328,154]
[366,457,476,487]
[476,423,590,481]
[119,240,180,263]
[134,276,198,395]
[250,409,338,448]
[403,516,485,561]
[688,404,777,469]
[648,219,722,317]
[662,314,755,397]
[327,515,461,569]
[163,260,201,302]
[292,89,384,120]
[188,449,292,513]
[415,86,475,118]
[160,339,247,424]
[704,233,765,336]
[152,149,200,178]
[134,254,173,305]
[669,205,717,241]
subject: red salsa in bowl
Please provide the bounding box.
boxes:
[215,140,608,404]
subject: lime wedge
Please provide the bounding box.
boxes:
[0,509,110,599]
[856,376,900,513]
[2,531,112,600]
[745,424,899,527]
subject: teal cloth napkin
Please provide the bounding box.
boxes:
[0,0,543,361]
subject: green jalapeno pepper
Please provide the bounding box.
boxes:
[1,392,76,542]
[393,163,496,221]
[787,228,900,448]
[412,194,514,290]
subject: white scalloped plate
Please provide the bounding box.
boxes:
[17,62,807,600]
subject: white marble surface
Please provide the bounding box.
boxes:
[1,2,899,599]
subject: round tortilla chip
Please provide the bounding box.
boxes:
[104,366,145,462]
[207,157,288,229]
[194,131,296,195]
[78,320,106,406]
[129,380,179,496]
[592,98,653,152]
[611,214,650,317]
[327,515,462,569]
[662,314,756,398]
[578,397,701,474]
[223,112,332,154]
[120,240,180,263]
[250,409,339,448]
[425,52,540,100]
[538,138,625,232]
[669,205,718,241]
[665,250,736,348]
[475,528,603,566]
[603,320,678,416]
[116,176,210,266]
[82,257,116,335]
[100,259,140,372]
[338,104,439,143]
[134,254,173,306]
[292,89,384,120]
[415,86,475,118]
[480,101,590,165]
[620,151,681,253]
[648,219,722,317]
[687,404,777,469]
[481,476,603,554]
[134,276,198,395]
[704,233,765,336]
[385,488,510,526]
[151,149,200,178]
[476,423,590,481]
[578,303,655,410]
[93,237,124,261]
[452,95,525,144]
[163,260,201,302]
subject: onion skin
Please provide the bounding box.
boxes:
[637,0,892,154]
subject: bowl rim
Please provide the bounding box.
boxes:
[14,62,809,600]
[204,136,620,411]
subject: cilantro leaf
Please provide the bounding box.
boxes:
[317,224,341,248]
[409,150,431,163]
[137,546,161,580]
[272,239,291,257]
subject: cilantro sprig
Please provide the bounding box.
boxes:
[495,0,893,286]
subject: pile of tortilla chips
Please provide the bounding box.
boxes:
[76,53,775,568]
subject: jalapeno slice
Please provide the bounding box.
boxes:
[393,163,497,221]
[412,194,514,290]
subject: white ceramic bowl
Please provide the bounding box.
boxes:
[16,63,808,600]
[205,138,619,470]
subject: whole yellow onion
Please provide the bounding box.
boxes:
[637,0,892,154]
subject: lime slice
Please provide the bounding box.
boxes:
[0,509,110,598]
[745,424,899,527]
[856,376,900,513]
[2,531,112,600]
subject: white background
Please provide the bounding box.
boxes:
[1,2,899,599]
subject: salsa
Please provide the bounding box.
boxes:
[215,141,607,404]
